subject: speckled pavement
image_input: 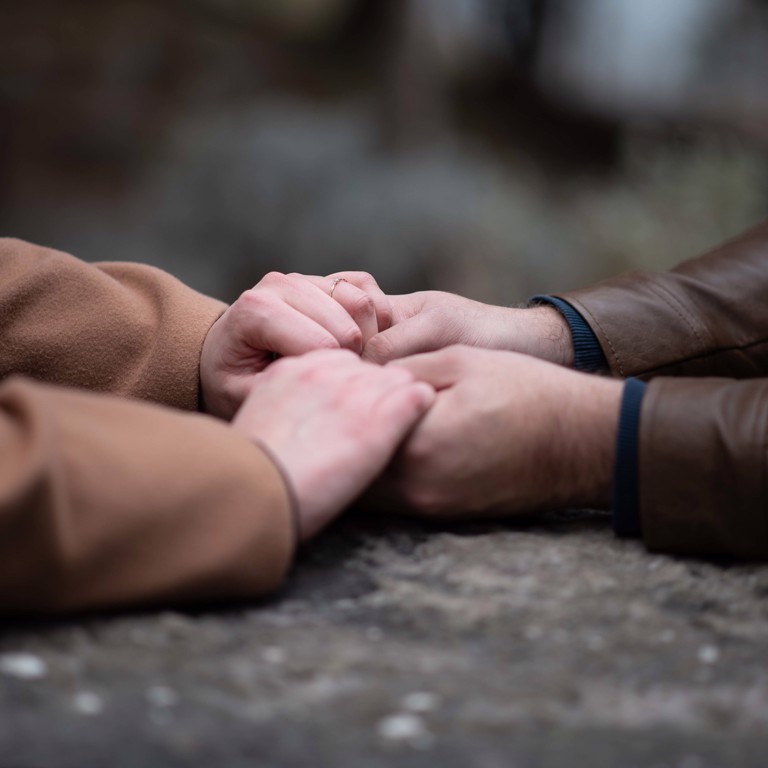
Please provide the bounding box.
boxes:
[2,511,767,768]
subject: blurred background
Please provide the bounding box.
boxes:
[1,0,767,303]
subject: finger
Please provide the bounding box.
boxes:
[386,293,429,324]
[363,312,452,364]
[326,271,393,331]
[267,275,365,353]
[271,347,362,373]
[385,347,471,390]
[371,381,436,450]
[304,276,378,345]
[238,293,342,357]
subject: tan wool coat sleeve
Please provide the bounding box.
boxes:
[557,222,768,560]
[0,239,295,615]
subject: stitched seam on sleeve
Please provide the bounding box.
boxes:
[651,283,708,351]
[639,336,768,377]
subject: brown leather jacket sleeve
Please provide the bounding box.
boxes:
[556,222,768,559]
[557,219,768,380]
[639,377,768,560]
[0,239,295,614]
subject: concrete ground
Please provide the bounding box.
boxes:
[1,510,767,768]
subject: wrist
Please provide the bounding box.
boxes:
[511,306,574,366]
[199,335,240,421]
[555,374,623,509]
[249,437,303,545]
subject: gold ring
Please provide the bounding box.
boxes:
[329,277,348,299]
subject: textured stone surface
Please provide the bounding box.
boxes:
[2,510,767,767]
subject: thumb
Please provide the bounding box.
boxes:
[363,312,450,364]
[386,347,470,390]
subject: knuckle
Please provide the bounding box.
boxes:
[297,352,342,374]
[235,287,257,306]
[333,270,373,284]
[294,349,359,383]
[259,271,287,287]
[377,304,393,330]
[236,288,273,318]
[342,326,363,350]
[314,335,343,352]
[285,272,311,286]
[353,271,376,286]
[364,335,393,362]
[297,363,328,385]
[294,369,330,390]
[351,292,375,317]
[254,271,292,290]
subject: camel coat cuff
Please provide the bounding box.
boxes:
[0,238,227,409]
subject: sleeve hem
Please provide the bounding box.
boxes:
[612,378,647,539]
[529,295,608,373]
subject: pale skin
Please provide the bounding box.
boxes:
[233,350,434,541]
[199,270,437,542]
[199,273,620,532]
[201,271,392,419]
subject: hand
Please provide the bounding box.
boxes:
[201,271,392,419]
[363,291,573,367]
[232,349,435,541]
[381,346,622,517]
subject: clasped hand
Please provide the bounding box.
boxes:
[200,273,621,542]
[200,270,434,541]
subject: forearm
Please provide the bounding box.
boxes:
[0,238,226,409]
[548,373,622,510]
[516,305,575,368]
[0,378,295,616]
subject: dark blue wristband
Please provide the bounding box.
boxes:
[529,296,607,373]
[612,378,647,539]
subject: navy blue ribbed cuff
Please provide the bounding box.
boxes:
[529,296,607,373]
[612,378,647,539]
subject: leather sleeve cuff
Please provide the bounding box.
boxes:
[529,296,608,373]
[612,378,647,539]
[639,378,768,560]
